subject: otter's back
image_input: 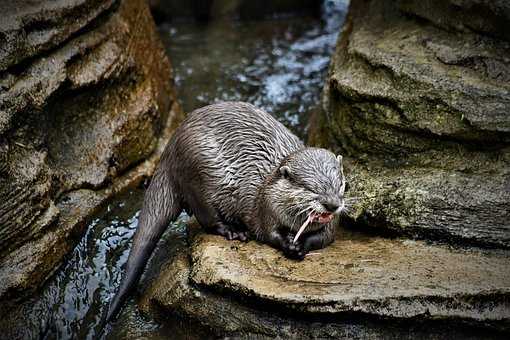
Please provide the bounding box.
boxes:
[173,101,303,225]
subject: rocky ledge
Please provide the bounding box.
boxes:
[0,0,182,310]
[139,222,510,338]
[310,0,510,248]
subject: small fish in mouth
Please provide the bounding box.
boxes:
[293,212,334,244]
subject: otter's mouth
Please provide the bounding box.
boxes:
[293,212,334,244]
[312,212,334,224]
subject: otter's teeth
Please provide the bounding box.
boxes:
[293,214,313,244]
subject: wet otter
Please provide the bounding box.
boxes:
[106,101,346,322]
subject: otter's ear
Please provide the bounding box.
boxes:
[280,165,291,179]
[337,154,343,164]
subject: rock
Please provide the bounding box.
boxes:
[140,222,510,338]
[395,0,510,42]
[310,0,510,248]
[0,0,183,308]
[0,0,117,72]
[345,161,510,248]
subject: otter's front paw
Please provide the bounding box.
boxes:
[214,223,250,242]
[282,235,306,260]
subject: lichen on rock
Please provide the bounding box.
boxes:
[310,0,510,248]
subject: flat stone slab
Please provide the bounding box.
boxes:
[188,225,510,323]
[141,222,510,337]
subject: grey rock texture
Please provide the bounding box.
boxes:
[396,0,510,42]
[310,0,510,248]
[0,0,117,72]
[140,222,510,338]
[0,0,182,307]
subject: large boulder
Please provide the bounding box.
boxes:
[140,222,510,338]
[310,0,510,248]
[0,0,182,308]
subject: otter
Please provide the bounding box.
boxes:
[106,101,346,322]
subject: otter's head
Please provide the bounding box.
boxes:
[267,148,346,235]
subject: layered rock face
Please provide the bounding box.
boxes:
[0,0,182,306]
[313,0,510,247]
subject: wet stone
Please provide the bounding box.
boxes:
[141,222,510,337]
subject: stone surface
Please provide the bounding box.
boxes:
[0,0,117,72]
[345,161,510,248]
[0,0,182,306]
[395,0,510,42]
[141,222,510,337]
[310,0,510,248]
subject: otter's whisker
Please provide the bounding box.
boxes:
[293,213,313,244]
[291,205,313,231]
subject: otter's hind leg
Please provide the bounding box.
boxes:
[187,190,248,241]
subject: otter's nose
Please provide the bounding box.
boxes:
[322,200,340,213]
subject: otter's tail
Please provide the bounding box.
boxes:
[105,165,182,323]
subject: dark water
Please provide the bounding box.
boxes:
[16,189,199,339]
[19,1,349,339]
